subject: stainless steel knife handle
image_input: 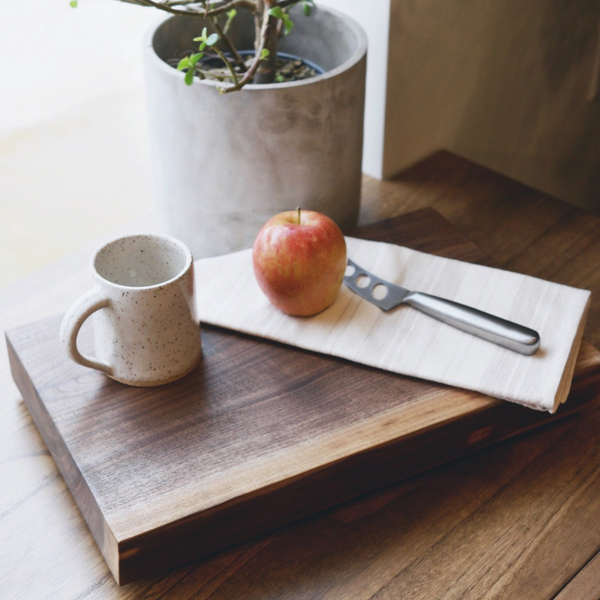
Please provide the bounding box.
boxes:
[404,292,540,355]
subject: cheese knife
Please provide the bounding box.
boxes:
[344,259,540,355]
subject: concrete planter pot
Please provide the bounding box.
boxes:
[144,5,367,258]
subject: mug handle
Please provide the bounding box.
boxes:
[59,289,114,375]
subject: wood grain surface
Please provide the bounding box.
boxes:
[554,551,600,600]
[10,208,598,585]
[2,151,600,598]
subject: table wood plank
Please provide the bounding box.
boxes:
[2,151,600,599]
[554,552,600,600]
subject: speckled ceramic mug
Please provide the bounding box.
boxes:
[59,234,201,386]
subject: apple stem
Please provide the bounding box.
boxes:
[296,206,301,225]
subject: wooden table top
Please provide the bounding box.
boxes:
[2,150,600,599]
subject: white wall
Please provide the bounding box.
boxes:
[0,0,156,286]
[0,0,158,133]
[318,0,391,179]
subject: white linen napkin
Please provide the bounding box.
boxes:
[195,237,591,412]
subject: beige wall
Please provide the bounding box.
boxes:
[384,0,600,214]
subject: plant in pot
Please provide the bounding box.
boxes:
[75,0,367,258]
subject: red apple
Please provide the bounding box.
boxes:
[253,209,347,317]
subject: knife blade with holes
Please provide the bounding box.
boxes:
[343,259,540,355]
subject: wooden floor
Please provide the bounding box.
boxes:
[2,150,600,598]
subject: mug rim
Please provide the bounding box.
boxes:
[90,233,193,291]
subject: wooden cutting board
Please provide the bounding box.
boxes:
[7,208,600,586]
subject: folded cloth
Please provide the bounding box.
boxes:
[196,237,591,412]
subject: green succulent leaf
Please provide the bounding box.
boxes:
[69,0,78,7]
[201,27,208,39]
[303,2,310,16]
[199,41,207,51]
[268,6,293,33]
[268,6,285,19]
[260,48,270,60]
[184,69,194,85]
[205,33,219,46]
[224,8,237,34]
[177,57,191,71]
[275,73,285,83]
[189,52,204,66]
